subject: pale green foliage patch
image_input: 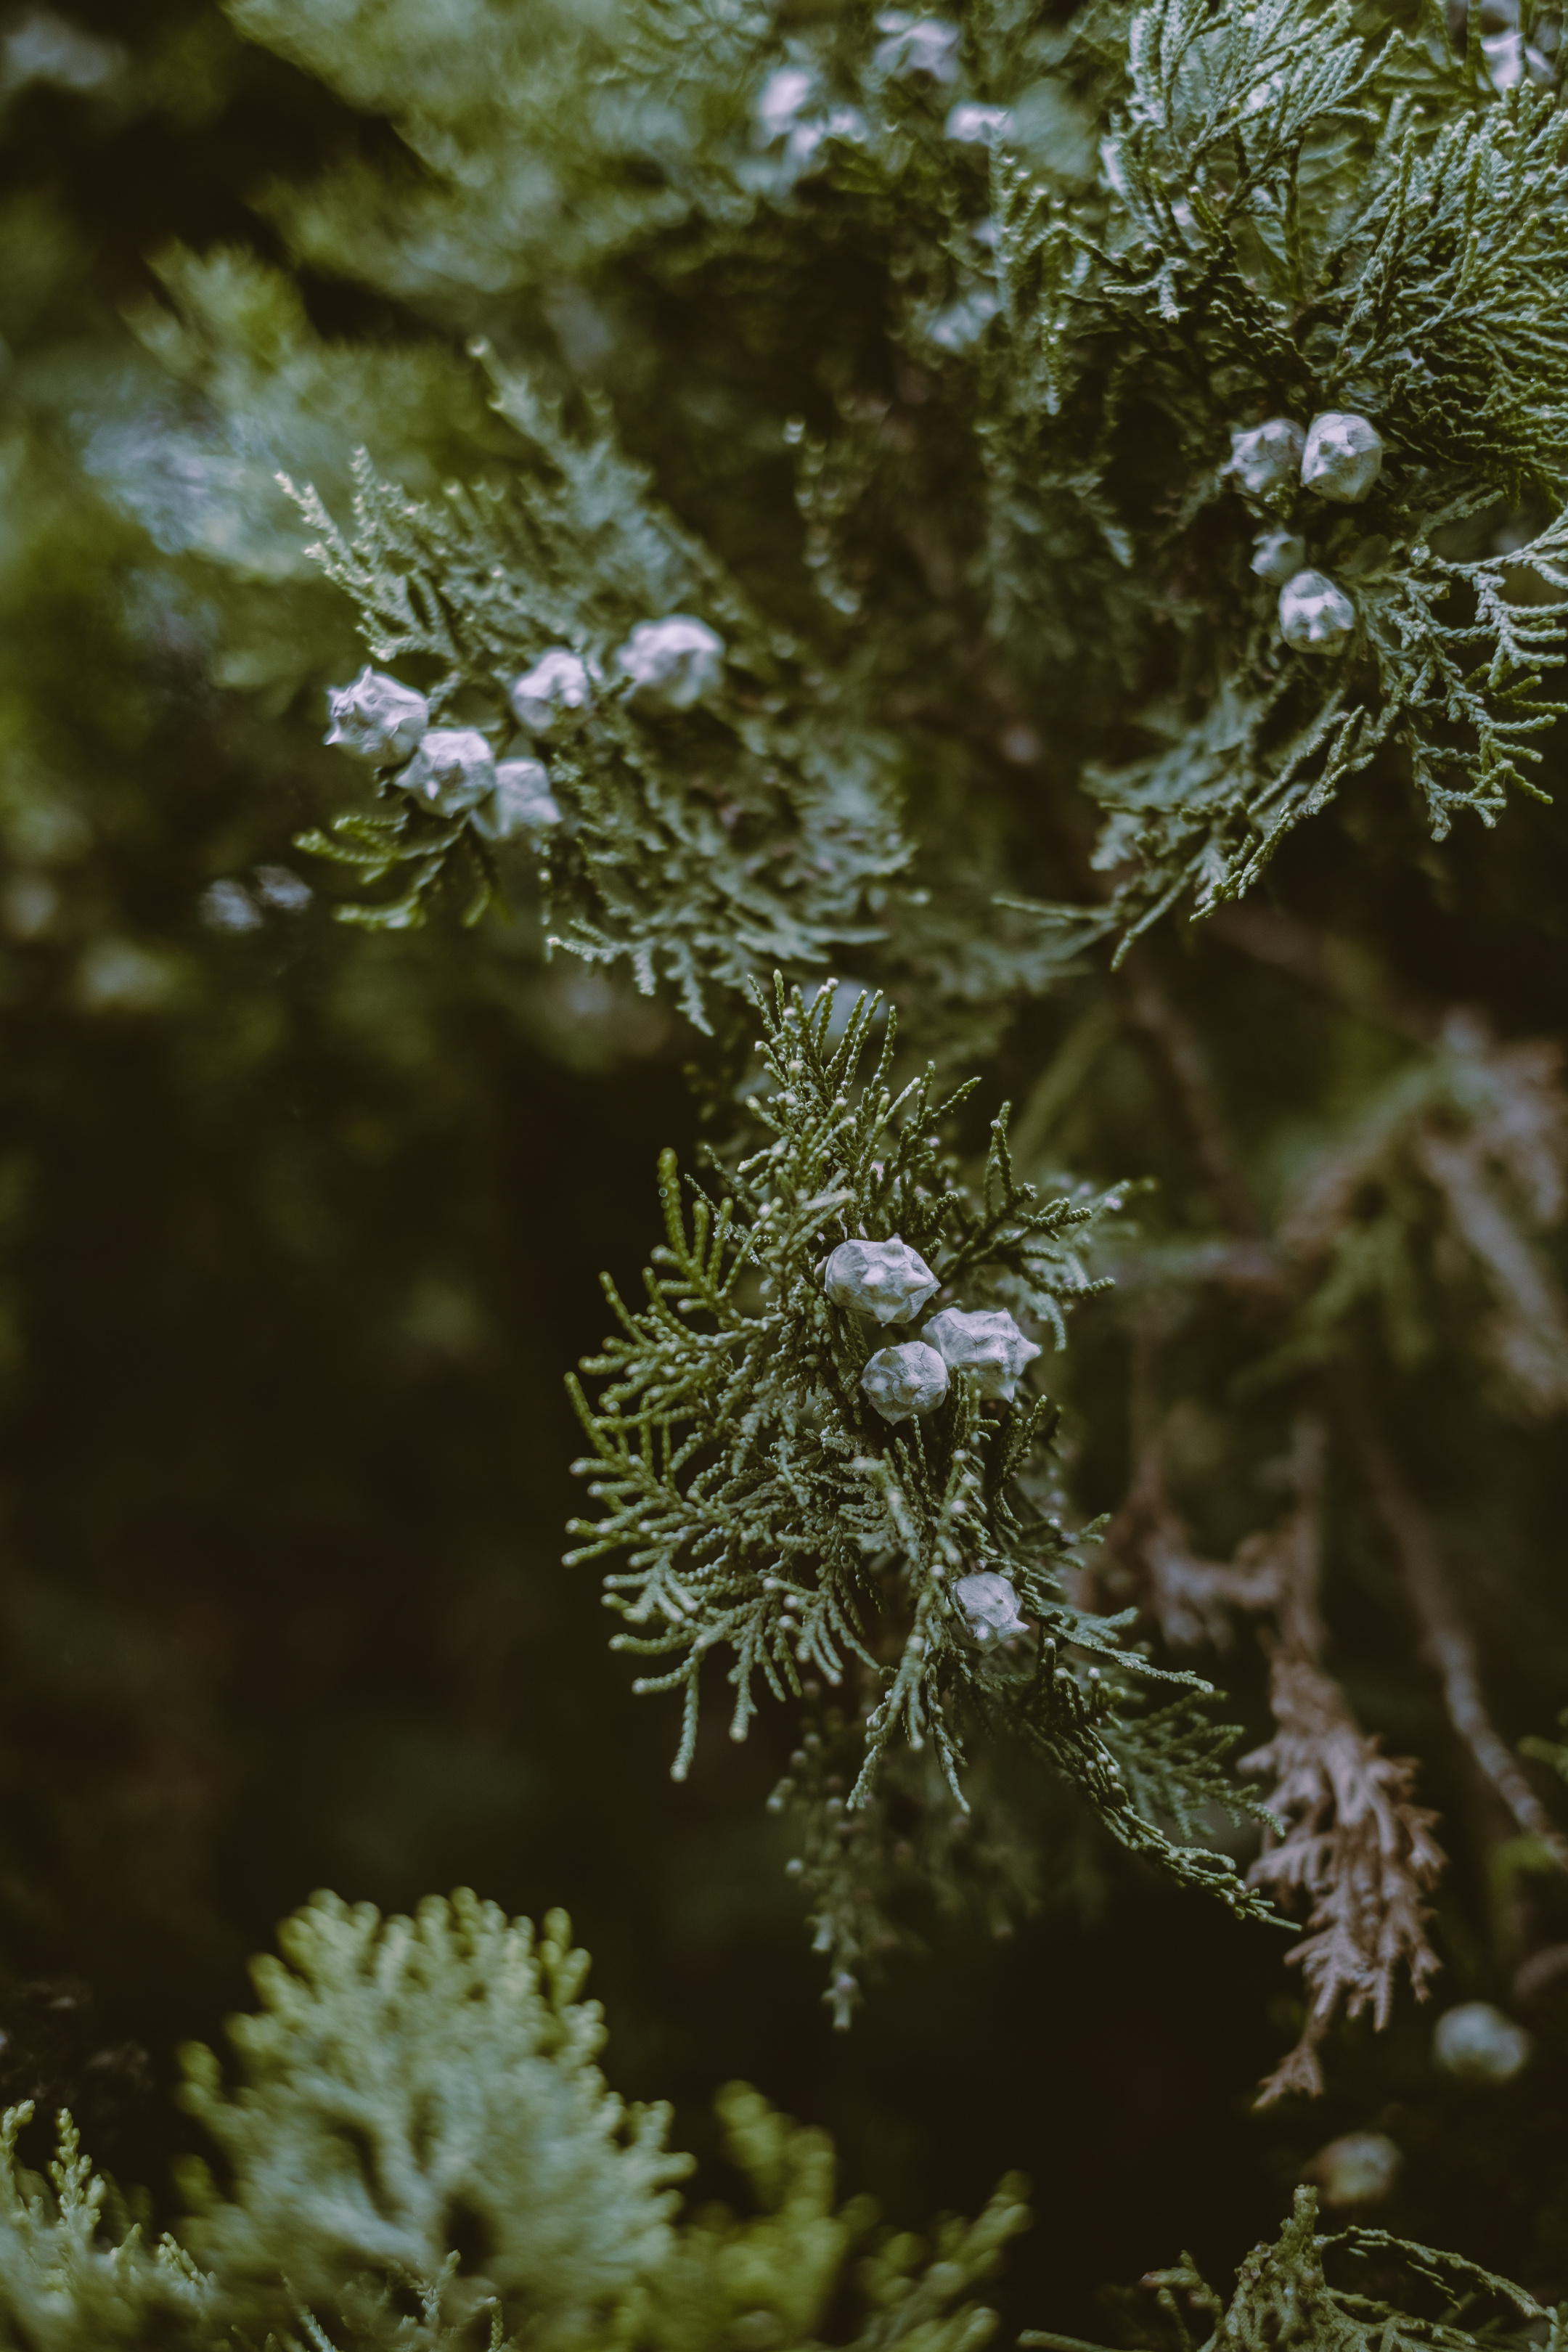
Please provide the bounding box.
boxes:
[77,242,511,699]
[221,0,771,303]
[114,245,500,581]
[0,1924,1542,2352]
[644,2081,1029,2352]
[178,1891,689,2350]
[0,2107,209,2351]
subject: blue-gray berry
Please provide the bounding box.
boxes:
[1251,530,1307,585]
[1302,412,1384,503]
[823,1237,939,1323]
[861,1341,949,1423]
[508,649,594,734]
[1228,419,1305,499]
[613,616,724,709]
[324,666,429,765]
[923,1307,1040,1400]
[955,1570,1026,1643]
[400,729,497,816]
[873,15,960,82]
[1433,2001,1532,2083]
[474,758,562,841]
[1278,569,1355,655]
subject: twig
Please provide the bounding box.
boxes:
[1359,1426,1568,1869]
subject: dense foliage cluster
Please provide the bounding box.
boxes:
[182,0,1568,982]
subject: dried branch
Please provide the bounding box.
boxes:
[1278,1014,1568,1416]
[1244,1649,1444,2103]
[1416,1118,1568,1414]
[1102,1416,1326,1658]
[1102,1447,1283,1653]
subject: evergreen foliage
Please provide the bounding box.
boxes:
[993,0,1568,950]
[568,979,1277,1999]
[289,378,907,1022]
[0,2107,208,2352]
[176,1892,688,2348]
[0,1892,1031,2352]
[0,1898,1551,2352]
[7,0,1568,2338]
[1024,2185,1566,2352]
[174,0,1568,982]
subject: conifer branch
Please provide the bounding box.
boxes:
[570,981,1280,1998]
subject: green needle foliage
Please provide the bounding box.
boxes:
[191,0,1568,992]
[992,0,1568,952]
[176,1891,689,2349]
[0,2107,208,2352]
[290,362,907,1022]
[1025,2186,1568,2352]
[568,980,1278,2001]
[0,1892,1032,2352]
[11,0,1568,2316]
[0,1900,1554,2352]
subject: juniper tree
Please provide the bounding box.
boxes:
[58,0,1568,2100]
[9,0,1568,2326]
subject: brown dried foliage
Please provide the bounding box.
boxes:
[1098,1443,1285,1654]
[1243,1649,1444,2103]
[1091,994,1568,2097]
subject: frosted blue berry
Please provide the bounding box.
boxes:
[253,865,311,912]
[508,649,593,734]
[873,14,960,83]
[1433,2001,1532,2083]
[1278,570,1355,656]
[324,666,428,765]
[1302,412,1384,503]
[1481,28,1554,85]
[614,616,724,709]
[955,1570,1026,1643]
[945,101,1010,143]
[754,65,814,144]
[200,879,261,932]
[823,1237,939,1323]
[1251,530,1306,585]
[474,758,562,842]
[861,1341,949,1423]
[400,729,497,816]
[1310,2131,1402,2210]
[1228,419,1305,499]
[923,1307,1040,1400]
